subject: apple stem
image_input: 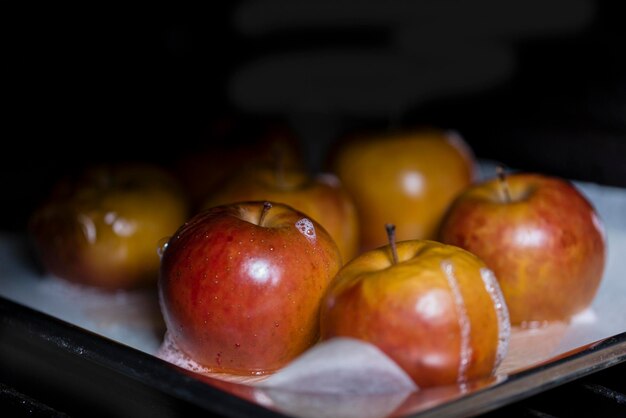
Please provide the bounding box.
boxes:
[385,223,399,265]
[259,202,272,226]
[496,165,512,203]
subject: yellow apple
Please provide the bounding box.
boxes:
[28,162,190,290]
[330,127,476,252]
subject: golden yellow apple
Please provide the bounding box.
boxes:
[28,162,190,290]
[330,127,475,252]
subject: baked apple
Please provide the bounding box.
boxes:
[320,226,510,387]
[172,114,303,209]
[439,170,606,325]
[330,127,475,251]
[28,162,190,290]
[158,201,342,375]
[202,164,359,263]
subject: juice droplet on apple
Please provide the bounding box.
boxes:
[480,268,510,371]
[295,218,317,241]
[441,260,472,384]
[157,236,170,258]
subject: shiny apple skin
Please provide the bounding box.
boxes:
[331,128,475,252]
[159,201,342,375]
[439,173,606,325]
[203,166,359,263]
[28,163,190,290]
[320,240,509,387]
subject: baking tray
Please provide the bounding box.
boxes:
[1,170,625,418]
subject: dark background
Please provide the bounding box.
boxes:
[5,0,625,231]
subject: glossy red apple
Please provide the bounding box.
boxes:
[438,170,606,325]
[158,201,342,376]
[202,164,360,263]
[28,162,190,290]
[320,225,510,387]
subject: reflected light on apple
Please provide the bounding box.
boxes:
[77,214,97,244]
[414,290,448,320]
[246,258,279,285]
[113,218,137,237]
[420,352,450,370]
[591,212,606,243]
[513,227,547,247]
[104,211,138,237]
[401,171,425,197]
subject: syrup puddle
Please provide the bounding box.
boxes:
[496,320,570,375]
[156,331,269,385]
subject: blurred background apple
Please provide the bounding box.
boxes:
[329,127,475,251]
[28,162,190,290]
[172,114,304,210]
[202,163,359,263]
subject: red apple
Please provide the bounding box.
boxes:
[172,114,303,209]
[202,164,360,263]
[28,162,190,290]
[158,201,342,376]
[438,171,606,325]
[329,127,476,252]
[320,226,510,387]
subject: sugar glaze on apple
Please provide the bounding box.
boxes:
[438,256,510,384]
